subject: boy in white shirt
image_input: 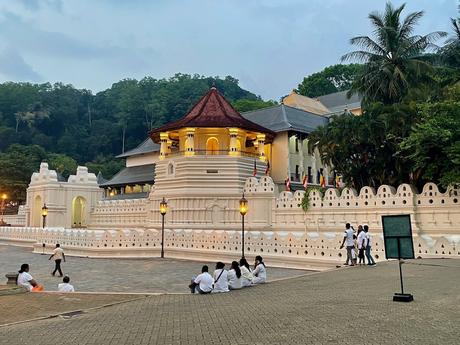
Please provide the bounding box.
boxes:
[58,276,75,293]
[189,265,213,294]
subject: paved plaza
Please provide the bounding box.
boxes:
[0,251,459,345]
[0,245,310,293]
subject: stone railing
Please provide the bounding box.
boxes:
[0,226,458,269]
[89,198,148,228]
[1,205,26,226]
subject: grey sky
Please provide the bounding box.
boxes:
[0,0,456,99]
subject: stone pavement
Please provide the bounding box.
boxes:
[0,245,310,293]
[1,258,459,345]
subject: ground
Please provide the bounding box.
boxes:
[0,245,308,293]
[0,246,459,345]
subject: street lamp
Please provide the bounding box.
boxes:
[159,197,168,259]
[41,204,48,228]
[1,193,7,225]
[239,194,248,259]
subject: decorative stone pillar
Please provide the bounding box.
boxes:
[185,128,195,156]
[159,132,169,160]
[229,128,239,155]
[167,139,172,156]
[257,134,266,161]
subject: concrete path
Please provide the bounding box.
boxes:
[1,258,459,345]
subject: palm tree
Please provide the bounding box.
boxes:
[342,2,446,104]
[440,17,460,69]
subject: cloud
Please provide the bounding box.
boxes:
[0,49,42,82]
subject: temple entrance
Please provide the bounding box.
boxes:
[72,196,86,228]
[206,137,219,155]
[33,195,42,227]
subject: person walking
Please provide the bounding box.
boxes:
[49,243,66,277]
[340,223,356,266]
[357,225,366,265]
[364,225,376,265]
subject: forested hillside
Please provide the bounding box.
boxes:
[0,73,274,202]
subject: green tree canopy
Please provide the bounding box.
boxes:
[297,64,363,98]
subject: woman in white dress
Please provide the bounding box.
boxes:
[227,261,242,290]
[239,258,253,287]
[17,264,44,292]
[252,255,267,285]
[212,262,229,293]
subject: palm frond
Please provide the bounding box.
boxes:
[399,11,424,39]
[341,51,380,63]
[349,36,386,54]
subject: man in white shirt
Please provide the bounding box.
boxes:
[58,276,75,293]
[49,243,66,277]
[340,223,356,266]
[189,265,213,294]
[357,226,367,265]
[364,225,376,265]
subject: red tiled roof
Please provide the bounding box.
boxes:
[150,88,274,142]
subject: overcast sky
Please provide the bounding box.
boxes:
[0,0,456,99]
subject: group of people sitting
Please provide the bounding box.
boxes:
[189,255,267,294]
[16,263,75,292]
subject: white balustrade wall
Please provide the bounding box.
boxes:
[0,178,459,268]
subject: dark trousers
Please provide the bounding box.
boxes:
[53,259,63,276]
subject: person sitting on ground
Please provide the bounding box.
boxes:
[252,255,267,284]
[58,276,75,293]
[189,265,213,294]
[239,258,253,287]
[17,264,44,292]
[212,261,229,293]
[227,261,242,290]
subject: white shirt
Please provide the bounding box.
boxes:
[213,269,229,292]
[240,266,253,287]
[58,283,75,293]
[227,269,242,289]
[194,272,213,293]
[344,229,354,247]
[365,232,372,247]
[17,272,33,291]
[357,231,367,249]
[52,247,64,260]
[253,264,267,280]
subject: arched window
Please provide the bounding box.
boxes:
[206,137,219,155]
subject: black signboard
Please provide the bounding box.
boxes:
[382,215,414,260]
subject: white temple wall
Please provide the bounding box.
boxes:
[125,152,159,167]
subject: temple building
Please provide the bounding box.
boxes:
[101,88,360,195]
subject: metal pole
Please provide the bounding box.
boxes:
[42,215,46,229]
[161,214,165,258]
[242,214,245,259]
[1,198,4,223]
[397,238,404,294]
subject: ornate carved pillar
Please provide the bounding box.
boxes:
[185,128,195,155]
[229,128,239,155]
[159,132,169,160]
[257,134,266,161]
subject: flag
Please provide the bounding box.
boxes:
[320,173,326,187]
[285,176,291,191]
[335,174,341,188]
[302,171,308,190]
[316,170,320,185]
[253,160,257,176]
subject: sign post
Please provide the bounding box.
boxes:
[382,215,414,302]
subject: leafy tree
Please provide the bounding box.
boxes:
[297,64,363,97]
[47,153,78,179]
[0,144,48,202]
[341,2,446,104]
[85,156,125,180]
[400,84,460,187]
[232,99,277,112]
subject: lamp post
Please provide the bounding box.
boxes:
[41,204,48,228]
[239,194,248,259]
[159,197,168,258]
[1,193,7,225]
